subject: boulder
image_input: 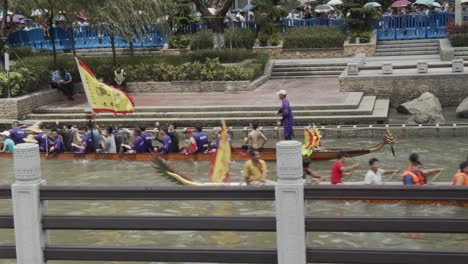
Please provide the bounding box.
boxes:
[456,97,468,118]
[396,92,444,124]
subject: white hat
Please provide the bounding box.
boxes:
[0,131,10,137]
[276,90,287,96]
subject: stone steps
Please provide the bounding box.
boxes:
[271,62,347,79]
[28,97,389,126]
[375,39,439,57]
[454,48,468,60]
[27,96,376,119]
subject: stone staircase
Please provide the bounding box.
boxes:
[270,63,347,79]
[454,47,468,60]
[27,94,390,127]
[72,47,161,57]
[374,39,439,56]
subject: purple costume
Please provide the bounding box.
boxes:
[35,133,49,152]
[132,136,146,153]
[142,131,153,153]
[158,135,172,154]
[52,136,64,153]
[279,100,295,140]
[193,132,208,153]
[76,133,94,153]
[10,128,26,144]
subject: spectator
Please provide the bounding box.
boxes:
[235,11,246,22]
[51,66,74,101]
[112,64,127,91]
[304,8,313,19]
[287,9,300,19]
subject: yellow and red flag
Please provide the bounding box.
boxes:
[75,58,135,115]
[210,121,231,183]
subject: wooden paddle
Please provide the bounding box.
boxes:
[429,169,445,183]
[382,170,401,185]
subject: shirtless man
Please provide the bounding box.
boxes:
[244,123,268,151]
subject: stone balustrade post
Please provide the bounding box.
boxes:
[382,63,393,74]
[417,61,428,73]
[452,59,464,72]
[12,143,47,264]
[347,63,359,75]
[275,141,306,264]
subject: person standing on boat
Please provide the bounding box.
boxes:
[9,121,26,145]
[101,127,117,154]
[276,90,295,140]
[210,127,232,151]
[168,123,180,153]
[194,126,208,153]
[181,129,198,155]
[364,158,400,185]
[140,126,153,153]
[453,161,468,185]
[72,127,96,153]
[59,123,76,152]
[330,152,361,185]
[0,131,14,153]
[49,129,64,153]
[244,123,268,151]
[157,128,173,154]
[242,150,275,185]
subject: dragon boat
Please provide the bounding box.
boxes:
[153,157,468,207]
[0,129,397,162]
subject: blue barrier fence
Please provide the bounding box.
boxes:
[179,21,257,34]
[9,24,167,50]
[281,18,346,30]
[375,12,454,40]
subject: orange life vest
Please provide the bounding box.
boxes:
[402,171,425,185]
[452,172,468,185]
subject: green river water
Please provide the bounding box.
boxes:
[0,137,468,264]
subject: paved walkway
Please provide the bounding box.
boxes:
[46,78,359,109]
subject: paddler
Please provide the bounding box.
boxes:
[402,162,425,185]
[156,128,172,154]
[181,129,198,155]
[364,158,400,185]
[49,129,64,153]
[453,161,468,185]
[242,150,275,185]
[193,126,208,153]
[330,152,361,184]
[10,121,26,145]
[121,127,146,153]
[140,126,153,153]
[243,123,268,151]
[276,90,295,140]
[28,127,49,153]
[0,131,14,153]
[406,153,444,183]
[303,158,325,184]
[72,127,96,153]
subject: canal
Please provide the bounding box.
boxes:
[0,137,467,264]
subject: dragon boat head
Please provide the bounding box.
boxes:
[383,129,398,145]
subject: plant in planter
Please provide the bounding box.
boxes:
[251,0,289,46]
[343,7,381,44]
[167,0,198,49]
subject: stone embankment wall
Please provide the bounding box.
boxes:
[339,73,468,106]
[0,90,62,120]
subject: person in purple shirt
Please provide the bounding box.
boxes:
[34,131,50,153]
[9,121,26,145]
[72,127,95,153]
[140,126,153,153]
[211,127,232,150]
[157,128,172,154]
[193,126,208,153]
[121,127,146,153]
[49,129,64,153]
[276,90,295,140]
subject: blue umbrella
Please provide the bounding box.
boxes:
[242,4,255,11]
[364,2,382,7]
[191,12,202,18]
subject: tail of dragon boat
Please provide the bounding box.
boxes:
[153,156,468,207]
[0,129,398,162]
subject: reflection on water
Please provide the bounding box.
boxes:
[0,138,468,264]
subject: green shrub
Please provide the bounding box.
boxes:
[246,52,269,80]
[190,30,213,50]
[167,34,191,49]
[349,30,372,44]
[283,26,346,49]
[191,29,256,50]
[258,32,281,47]
[0,67,44,98]
[189,48,252,63]
[449,33,468,47]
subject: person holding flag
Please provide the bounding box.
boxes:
[210,121,231,183]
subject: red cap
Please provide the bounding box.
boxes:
[183,129,192,134]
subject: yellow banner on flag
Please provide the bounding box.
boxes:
[76,58,135,115]
[210,121,231,183]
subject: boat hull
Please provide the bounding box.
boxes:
[0,147,377,162]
